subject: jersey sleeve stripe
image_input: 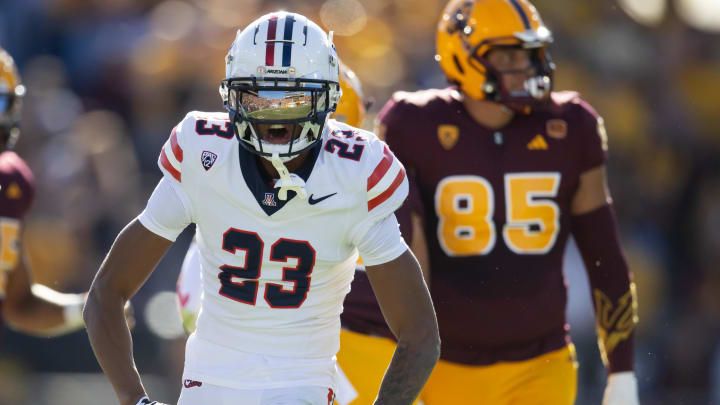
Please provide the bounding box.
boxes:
[170,127,183,162]
[368,157,403,200]
[366,145,394,191]
[368,167,406,212]
[160,148,182,182]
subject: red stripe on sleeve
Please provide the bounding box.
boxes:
[265,16,278,66]
[368,168,406,212]
[170,127,183,162]
[160,148,182,182]
[367,145,394,191]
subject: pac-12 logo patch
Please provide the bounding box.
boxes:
[437,124,459,150]
[201,150,217,170]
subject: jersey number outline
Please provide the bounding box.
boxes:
[196,119,233,139]
[435,172,560,256]
[324,139,364,161]
[0,217,21,271]
[218,228,315,308]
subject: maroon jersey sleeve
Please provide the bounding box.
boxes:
[0,151,35,220]
[0,152,35,304]
[572,96,608,173]
[375,91,415,166]
[572,205,637,373]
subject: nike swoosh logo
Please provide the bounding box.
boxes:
[308,192,337,205]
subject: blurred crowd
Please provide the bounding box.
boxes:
[0,0,719,404]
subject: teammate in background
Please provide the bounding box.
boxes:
[84,12,438,405]
[176,62,371,335]
[340,1,640,404]
[0,47,89,337]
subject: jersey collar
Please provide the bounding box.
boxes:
[238,140,321,216]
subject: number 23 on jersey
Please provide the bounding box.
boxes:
[435,172,560,256]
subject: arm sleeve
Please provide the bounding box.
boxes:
[355,214,408,266]
[575,98,609,173]
[137,178,193,242]
[571,203,637,373]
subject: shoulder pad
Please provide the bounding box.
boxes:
[391,88,456,108]
[158,111,232,183]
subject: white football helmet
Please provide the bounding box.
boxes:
[220,12,341,163]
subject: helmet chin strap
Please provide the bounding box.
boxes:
[270,152,308,201]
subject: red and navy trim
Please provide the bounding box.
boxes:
[265,15,278,66]
[281,14,295,67]
[265,14,296,67]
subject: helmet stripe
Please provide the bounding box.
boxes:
[265,15,278,66]
[506,0,531,29]
[281,14,296,67]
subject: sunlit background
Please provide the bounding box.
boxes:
[1,0,719,403]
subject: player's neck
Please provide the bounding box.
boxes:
[462,96,515,130]
[258,153,308,179]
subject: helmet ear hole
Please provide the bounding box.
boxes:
[452,54,465,75]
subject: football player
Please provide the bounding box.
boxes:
[176,62,371,335]
[0,47,90,337]
[339,1,640,404]
[84,12,439,405]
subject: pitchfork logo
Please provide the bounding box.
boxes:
[201,151,218,170]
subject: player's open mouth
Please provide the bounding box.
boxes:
[264,124,293,145]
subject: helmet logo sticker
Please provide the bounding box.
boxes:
[546,119,567,139]
[201,150,218,171]
[437,124,460,150]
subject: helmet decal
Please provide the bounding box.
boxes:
[265,15,278,66]
[280,14,296,67]
[507,0,531,30]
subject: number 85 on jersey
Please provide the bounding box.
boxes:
[435,172,561,256]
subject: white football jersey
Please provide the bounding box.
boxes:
[139,111,408,389]
[177,238,201,332]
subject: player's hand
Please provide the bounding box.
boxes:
[135,396,170,405]
[602,371,639,405]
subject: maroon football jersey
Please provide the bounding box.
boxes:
[341,88,607,365]
[0,151,35,329]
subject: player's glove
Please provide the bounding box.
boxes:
[602,371,640,405]
[136,396,170,405]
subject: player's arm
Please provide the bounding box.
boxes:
[571,165,639,404]
[1,166,86,336]
[409,212,430,283]
[2,248,85,336]
[84,219,172,405]
[366,248,439,405]
[85,162,191,403]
